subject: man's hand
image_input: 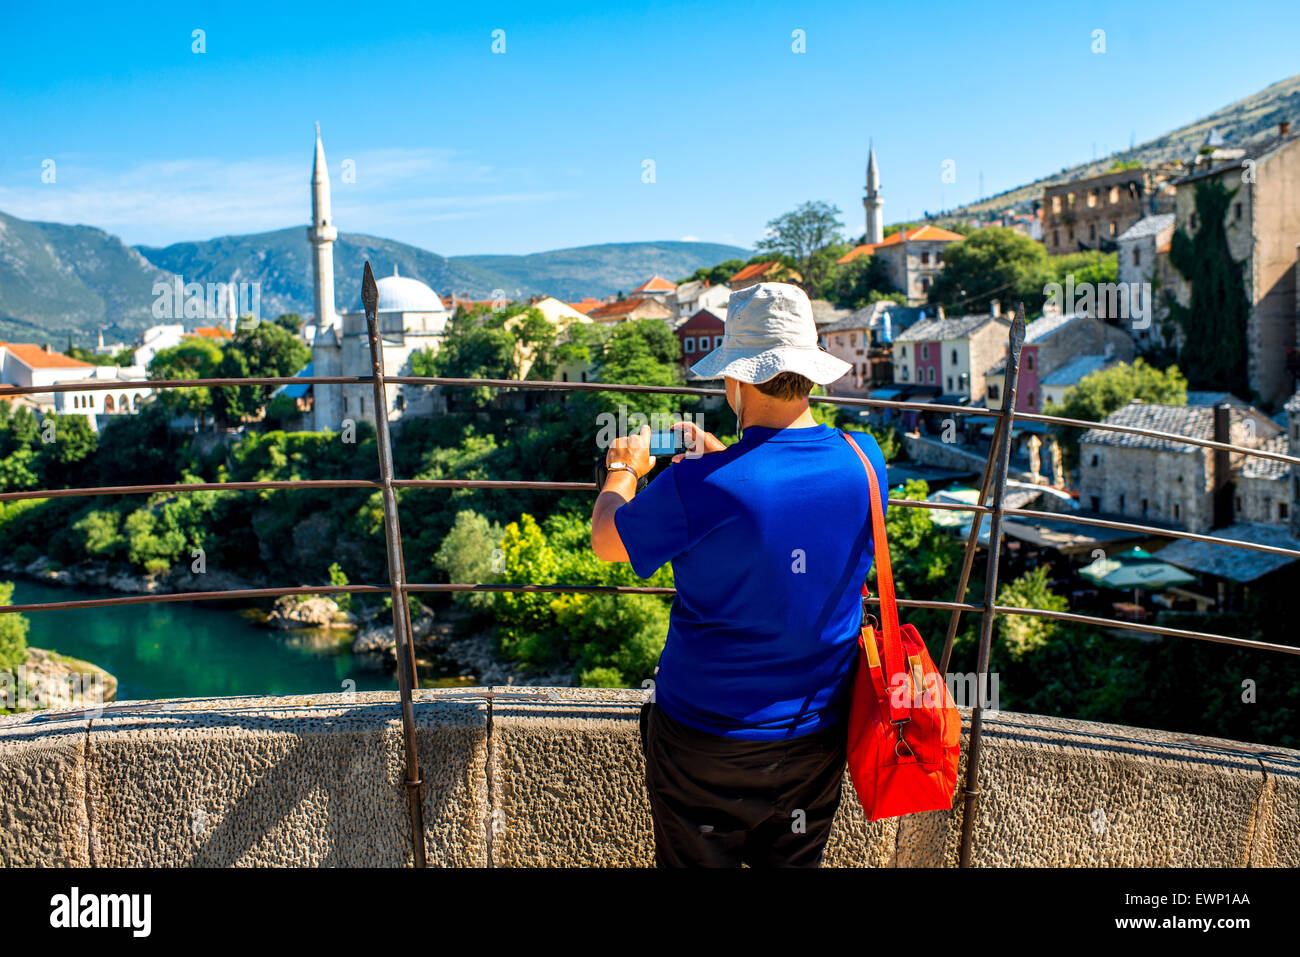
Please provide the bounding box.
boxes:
[607,424,656,478]
[592,425,656,562]
[669,420,726,463]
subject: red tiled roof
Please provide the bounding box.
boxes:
[632,275,676,293]
[565,298,607,315]
[1,342,94,369]
[189,327,233,339]
[729,261,782,283]
[589,297,654,320]
[837,224,966,263]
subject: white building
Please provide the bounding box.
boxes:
[53,366,153,430]
[0,341,97,391]
[670,280,730,321]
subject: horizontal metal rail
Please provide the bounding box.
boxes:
[2,582,1294,657]
[3,374,1296,465]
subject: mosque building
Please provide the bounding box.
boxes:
[306,125,448,431]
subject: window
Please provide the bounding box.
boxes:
[1109,220,1118,236]
[920,252,930,265]
[1173,503,1180,520]
[936,251,943,263]
[1119,493,1126,513]
[1190,212,1199,230]
[902,345,908,357]
[395,393,406,412]
[928,366,936,384]
[1282,502,1290,520]
[1052,229,1059,247]
[581,371,588,382]
[1026,390,1036,409]
[1234,202,1242,221]
[1090,454,1098,467]
[947,376,953,390]
[1141,498,1149,516]
[713,336,722,349]
[1088,223,1097,241]
[850,333,857,346]
[1108,186,1119,204]
[105,395,114,412]
[920,277,931,293]
[901,366,909,381]
[1133,248,1141,267]
[921,344,929,360]
[951,349,958,364]
[1087,190,1097,208]
[1067,192,1075,207]
[1051,196,1061,213]
[684,336,695,353]
[1067,226,1075,241]
[988,383,999,400]
[1235,494,1242,513]
[561,371,568,382]
[1090,496,1100,512]
[836,336,844,347]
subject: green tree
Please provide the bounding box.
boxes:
[328,562,351,613]
[679,260,747,286]
[415,309,518,409]
[828,254,902,309]
[927,226,1051,316]
[0,581,29,674]
[211,322,311,425]
[1045,359,1188,469]
[272,313,303,334]
[754,201,845,292]
[1166,179,1251,396]
[433,509,504,610]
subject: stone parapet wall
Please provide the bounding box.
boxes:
[1,687,1295,867]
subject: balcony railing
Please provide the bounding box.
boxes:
[2,265,1298,868]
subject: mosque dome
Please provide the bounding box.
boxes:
[373,272,445,314]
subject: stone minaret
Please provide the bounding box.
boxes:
[864,142,884,245]
[308,122,338,329]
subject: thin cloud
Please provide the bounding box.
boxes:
[0,148,568,246]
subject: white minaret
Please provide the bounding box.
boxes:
[308,122,338,329]
[224,280,238,332]
[864,142,884,245]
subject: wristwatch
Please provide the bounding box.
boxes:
[595,457,649,494]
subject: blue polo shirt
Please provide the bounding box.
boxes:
[613,423,888,741]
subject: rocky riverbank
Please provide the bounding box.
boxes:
[3,554,573,688]
[9,647,118,712]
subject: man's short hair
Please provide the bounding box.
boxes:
[754,371,815,401]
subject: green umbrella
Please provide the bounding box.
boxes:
[1078,552,1196,605]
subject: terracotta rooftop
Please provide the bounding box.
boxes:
[838,224,966,263]
[729,261,783,283]
[589,297,653,320]
[632,276,676,293]
[0,341,94,369]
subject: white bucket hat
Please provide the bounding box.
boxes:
[689,282,853,384]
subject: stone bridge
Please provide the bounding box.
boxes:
[2,688,1296,866]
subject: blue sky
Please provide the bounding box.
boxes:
[1,0,1296,256]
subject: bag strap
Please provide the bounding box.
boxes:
[841,431,909,724]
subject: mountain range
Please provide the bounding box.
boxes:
[0,214,749,345]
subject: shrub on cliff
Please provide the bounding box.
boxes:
[0,581,29,674]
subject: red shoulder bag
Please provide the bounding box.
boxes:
[841,433,961,821]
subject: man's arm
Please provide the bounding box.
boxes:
[591,425,654,562]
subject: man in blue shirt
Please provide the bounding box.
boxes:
[590,282,888,867]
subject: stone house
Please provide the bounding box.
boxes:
[1115,213,1177,349]
[629,276,677,301]
[985,312,1135,414]
[1077,400,1283,533]
[891,311,1011,402]
[670,280,730,320]
[837,224,964,304]
[1167,124,1300,407]
[1041,165,1178,255]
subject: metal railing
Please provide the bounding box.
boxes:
[2,276,1298,868]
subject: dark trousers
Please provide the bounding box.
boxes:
[638,700,847,868]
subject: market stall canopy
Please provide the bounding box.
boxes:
[1078,553,1196,590]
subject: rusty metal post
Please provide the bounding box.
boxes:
[938,414,1005,678]
[362,261,427,868]
[957,304,1026,868]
